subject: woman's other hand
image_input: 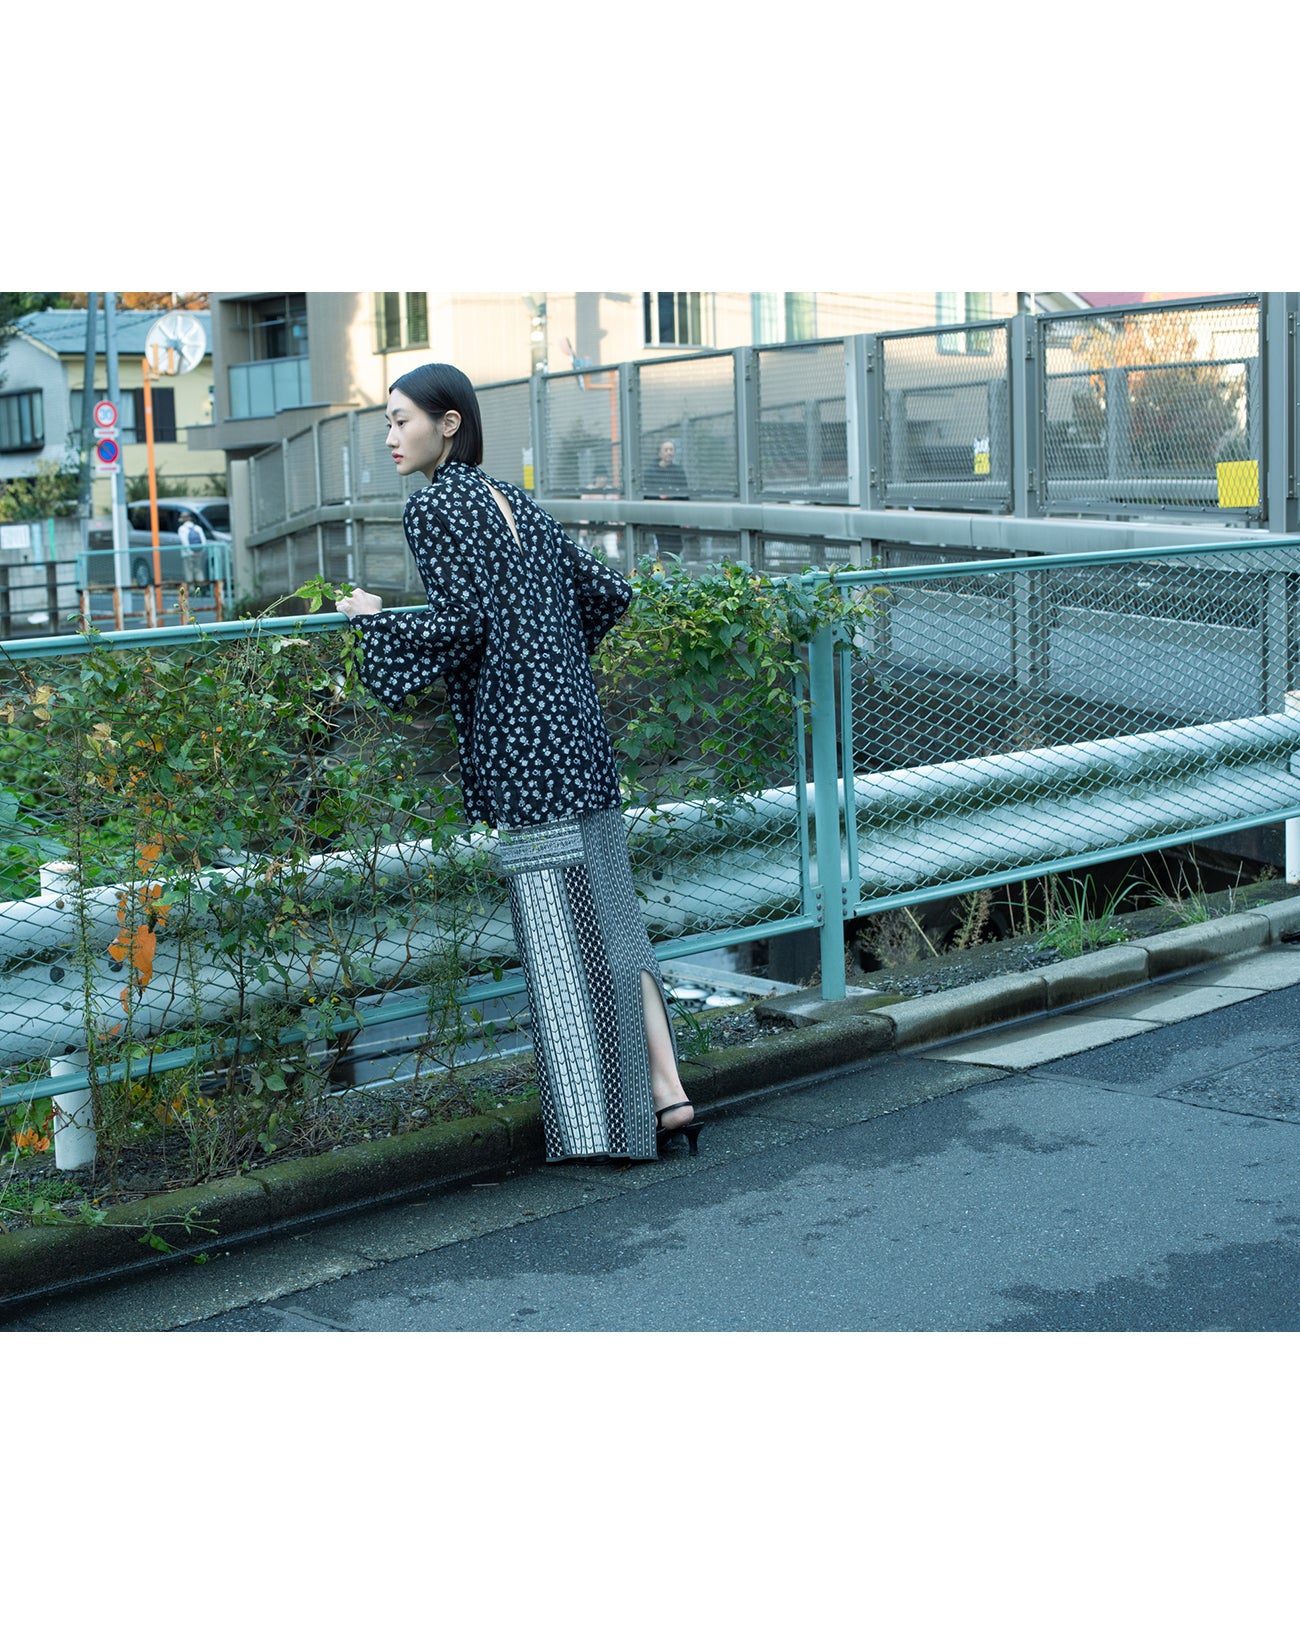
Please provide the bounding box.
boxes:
[336,587,384,619]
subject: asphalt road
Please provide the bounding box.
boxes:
[13,960,1300,1333]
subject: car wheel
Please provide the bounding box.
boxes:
[132,559,152,587]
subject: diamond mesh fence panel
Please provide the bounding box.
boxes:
[648,530,745,575]
[247,538,290,598]
[841,543,1300,912]
[318,415,352,505]
[544,370,623,496]
[876,543,1016,570]
[356,518,414,596]
[563,519,627,575]
[755,341,848,502]
[478,380,533,489]
[593,588,811,947]
[879,323,1012,510]
[284,427,318,518]
[321,522,350,582]
[0,593,812,1179]
[1039,297,1263,517]
[637,354,738,498]
[757,535,859,574]
[250,445,286,531]
[354,405,404,500]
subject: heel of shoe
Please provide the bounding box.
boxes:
[656,1118,703,1157]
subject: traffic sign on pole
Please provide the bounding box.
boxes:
[95,438,121,470]
[92,399,118,432]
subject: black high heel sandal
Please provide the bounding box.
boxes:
[656,1101,703,1156]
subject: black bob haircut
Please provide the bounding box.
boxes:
[389,362,484,466]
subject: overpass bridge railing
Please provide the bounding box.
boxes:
[6,534,1300,1171]
[239,293,1298,603]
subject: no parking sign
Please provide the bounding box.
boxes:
[93,398,121,473]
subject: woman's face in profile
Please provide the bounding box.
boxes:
[385,389,457,479]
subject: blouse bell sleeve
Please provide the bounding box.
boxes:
[354,500,487,709]
[552,520,633,654]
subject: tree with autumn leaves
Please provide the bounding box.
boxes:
[1068,306,1248,475]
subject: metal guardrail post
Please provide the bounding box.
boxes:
[844,334,871,513]
[1010,312,1042,518]
[735,346,757,564]
[616,363,634,500]
[529,371,546,499]
[864,334,885,519]
[808,625,846,1001]
[735,345,758,503]
[1264,292,1298,534]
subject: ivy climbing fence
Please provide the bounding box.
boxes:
[0,560,859,1183]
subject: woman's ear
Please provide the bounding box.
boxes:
[441,410,461,439]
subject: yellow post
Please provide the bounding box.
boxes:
[142,350,164,623]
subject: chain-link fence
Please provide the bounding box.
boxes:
[877,322,1012,511]
[1039,296,1263,517]
[835,539,1300,916]
[0,575,820,1176]
[11,535,1300,1188]
[755,341,849,502]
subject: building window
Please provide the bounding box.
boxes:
[375,292,429,351]
[243,294,308,360]
[751,293,817,345]
[71,388,177,445]
[937,292,994,355]
[643,292,704,347]
[0,390,44,452]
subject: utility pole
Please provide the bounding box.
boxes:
[77,294,98,518]
[102,292,130,616]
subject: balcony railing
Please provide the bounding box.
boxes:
[228,357,312,420]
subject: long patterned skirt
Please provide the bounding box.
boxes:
[495,805,678,1162]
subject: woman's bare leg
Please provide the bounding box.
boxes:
[641,970,693,1129]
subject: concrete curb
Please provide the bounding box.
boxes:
[6,897,1300,1311]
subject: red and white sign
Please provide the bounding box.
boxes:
[92,399,118,432]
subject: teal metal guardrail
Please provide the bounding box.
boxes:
[7,532,1300,1120]
[803,534,1300,986]
[74,540,234,600]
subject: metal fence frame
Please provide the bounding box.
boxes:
[239,293,1300,603]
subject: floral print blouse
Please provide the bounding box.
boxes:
[355,459,632,829]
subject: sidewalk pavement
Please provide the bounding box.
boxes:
[10,938,1300,1332]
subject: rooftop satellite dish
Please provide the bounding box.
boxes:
[144,310,206,376]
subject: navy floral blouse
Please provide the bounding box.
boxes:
[355,459,633,829]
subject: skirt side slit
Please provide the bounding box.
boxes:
[497,806,674,1162]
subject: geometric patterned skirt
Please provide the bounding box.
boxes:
[495,805,678,1162]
